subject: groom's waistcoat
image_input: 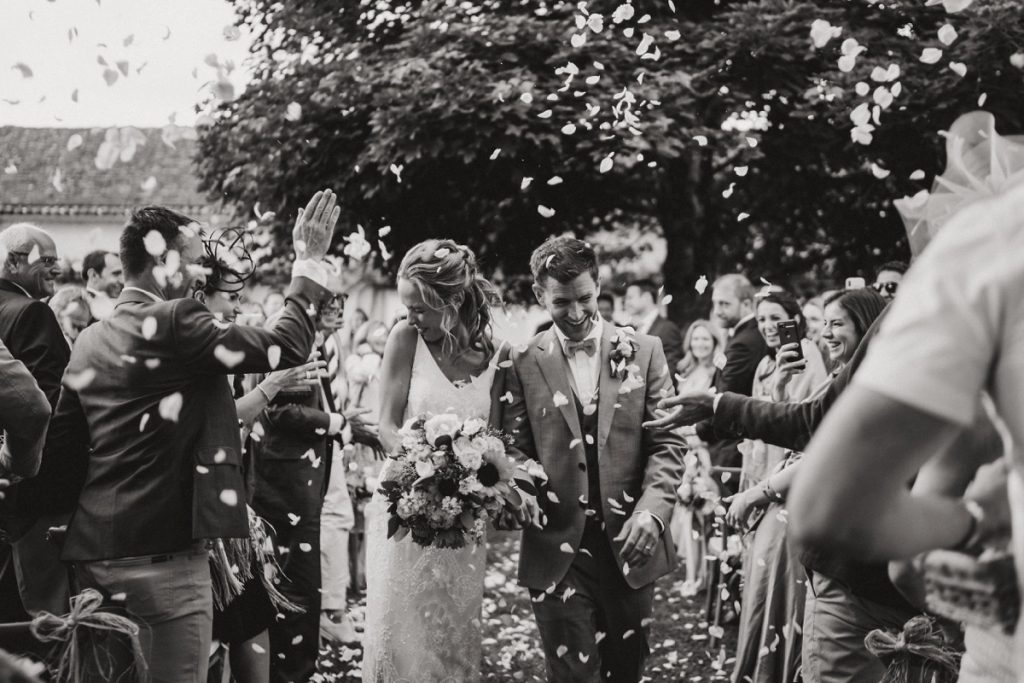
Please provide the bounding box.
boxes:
[573,391,603,525]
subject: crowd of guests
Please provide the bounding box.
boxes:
[0,194,1018,683]
[0,195,402,682]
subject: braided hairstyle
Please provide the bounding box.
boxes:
[398,239,502,358]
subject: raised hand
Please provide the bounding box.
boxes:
[293,189,341,262]
[642,390,715,431]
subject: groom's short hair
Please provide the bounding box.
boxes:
[530,236,599,286]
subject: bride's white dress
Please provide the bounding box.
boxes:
[362,335,496,682]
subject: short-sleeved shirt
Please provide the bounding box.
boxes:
[854,181,1024,665]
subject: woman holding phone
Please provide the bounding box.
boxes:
[728,289,827,683]
[727,288,890,683]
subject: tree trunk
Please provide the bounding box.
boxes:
[658,149,717,329]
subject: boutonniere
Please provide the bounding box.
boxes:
[608,330,639,381]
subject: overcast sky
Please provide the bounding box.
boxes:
[0,0,252,128]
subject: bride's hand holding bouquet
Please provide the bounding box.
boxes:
[377,412,546,549]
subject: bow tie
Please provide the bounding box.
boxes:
[564,338,597,357]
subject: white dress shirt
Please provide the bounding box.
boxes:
[553,317,603,403]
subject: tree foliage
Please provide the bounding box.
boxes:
[196,0,1024,319]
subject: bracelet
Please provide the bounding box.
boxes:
[256,383,273,403]
[761,481,784,504]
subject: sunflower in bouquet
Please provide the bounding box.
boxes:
[378,413,545,549]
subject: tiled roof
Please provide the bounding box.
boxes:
[0,126,214,216]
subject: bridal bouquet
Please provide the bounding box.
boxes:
[378,413,545,549]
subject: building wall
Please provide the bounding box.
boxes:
[0,213,123,266]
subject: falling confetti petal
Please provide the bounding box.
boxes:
[938,24,958,45]
[65,368,97,391]
[214,345,246,368]
[809,19,841,48]
[537,205,555,218]
[285,102,302,121]
[920,48,943,64]
[159,393,183,422]
[11,63,33,78]
[949,61,967,77]
[219,489,238,506]
[143,230,166,256]
[694,275,709,294]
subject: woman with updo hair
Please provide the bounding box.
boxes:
[362,239,506,682]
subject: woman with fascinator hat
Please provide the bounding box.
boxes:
[192,229,333,683]
[789,111,1024,681]
[362,239,507,682]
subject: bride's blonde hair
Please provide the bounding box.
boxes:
[398,239,502,358]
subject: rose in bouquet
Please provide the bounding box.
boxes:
[377,413,545,549]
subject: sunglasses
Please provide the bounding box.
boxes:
[872,281,899,295]
[9,251,59,267]
[324,295,347,313]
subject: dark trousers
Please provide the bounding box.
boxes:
[262,513,321,683]
[530,523,654,682]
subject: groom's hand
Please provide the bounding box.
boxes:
[518,496,546,530]
[615,511,662,567]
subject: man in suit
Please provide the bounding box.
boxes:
[251,292,357,683]
[81,249,124,320]
[0,223,73,619]
[623,279,683,378]
[45,191,341,682]
[700,274,767,486]
[504,237,686,682]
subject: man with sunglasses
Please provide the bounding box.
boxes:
[0,223,74,622]
[872,261,907,302]
[249,280,369,682]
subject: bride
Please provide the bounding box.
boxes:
[362,239,505,682]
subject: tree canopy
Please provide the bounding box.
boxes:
[196,0,1024,318]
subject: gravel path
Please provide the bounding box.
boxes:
[316,533,737,681]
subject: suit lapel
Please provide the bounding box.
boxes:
[598,323,622,451]
[533,330,583,443]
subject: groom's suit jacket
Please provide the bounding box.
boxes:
[504,323,687,591]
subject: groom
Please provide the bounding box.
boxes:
[504,236,686,682]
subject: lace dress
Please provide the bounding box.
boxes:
[362,336,496,683]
